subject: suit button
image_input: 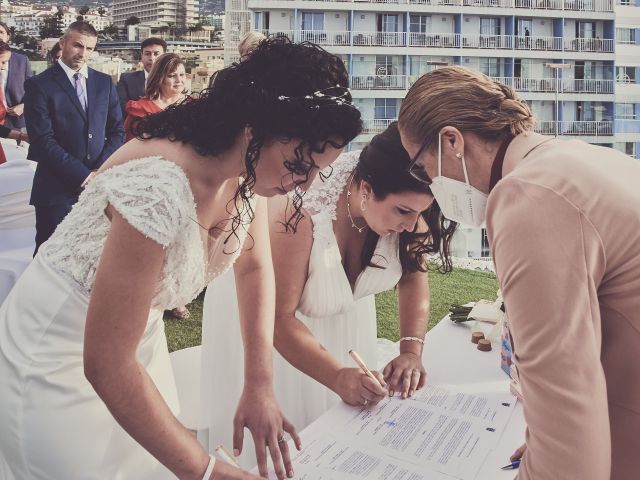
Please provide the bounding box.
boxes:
[87,154,91,160]
[88,134,93,139]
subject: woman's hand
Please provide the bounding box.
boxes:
[334,367,388,407]
[233,385,301,480]
[510,443,526,462]
[210,459,266,480]
[382,352,427,399]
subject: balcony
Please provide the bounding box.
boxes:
[255,0,614,11]
[351,75,407,89]
[362,118,396,134]
[461,34,512,49]
[494,77,613,94]
[562,78,614,94]
[564,37,614,53]
[535,120,613,135]
[408,32,460,48]
[513,35,562,51]
[352,31,406,47]
[261,29,350,46]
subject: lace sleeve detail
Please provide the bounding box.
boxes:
[97,157,194,247]
[299,150,361,220]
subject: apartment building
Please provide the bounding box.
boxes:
[112,0,199,28]
[227,0,640,257]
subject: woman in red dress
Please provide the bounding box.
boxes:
[124,53,188,143]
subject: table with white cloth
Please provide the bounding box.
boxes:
[271,315,526,480]
[0,139,36,304]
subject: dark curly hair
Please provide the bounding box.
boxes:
[353,122,457,273]
[134,37,362,247]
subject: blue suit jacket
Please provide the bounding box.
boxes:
[116,70,145,116]
[3,52,32,129]
[24,63,125,207]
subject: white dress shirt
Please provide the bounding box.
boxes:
[58,59,89,107]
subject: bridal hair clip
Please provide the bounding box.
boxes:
[277,85,355,109]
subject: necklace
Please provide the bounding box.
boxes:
[346,171,367,233]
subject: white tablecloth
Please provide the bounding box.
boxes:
[0,140,36,305]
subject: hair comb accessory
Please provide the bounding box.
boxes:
[276,85,356,109]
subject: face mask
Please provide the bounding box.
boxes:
[428,134,488,228]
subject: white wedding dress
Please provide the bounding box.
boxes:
[0,157,253,480]
[199,151,403,469]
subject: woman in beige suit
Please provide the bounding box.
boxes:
[398,66,640,480]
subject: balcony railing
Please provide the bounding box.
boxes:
[258,0,614,11]
[563,78,615,94]
[513,35,563,51]
[362,118,395,134]
[564,37,614,53]
[351,75,407,89]
[493,77,613,94]
[615,119,640,134]
[408,32,460,47]
[262,29,614,53]
[535,121,613,135]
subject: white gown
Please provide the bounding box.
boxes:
[199,151,403,469]
[0,157,253,480]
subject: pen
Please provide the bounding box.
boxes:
[500,459,521,470]
[348,349,385,388]
[214,444,241,468]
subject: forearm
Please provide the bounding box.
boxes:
[397,273,429,356]
[88,359,208,480]
[274,313,345,392]
[235,265,277,386]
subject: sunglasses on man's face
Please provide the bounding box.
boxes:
[406,138,433,185]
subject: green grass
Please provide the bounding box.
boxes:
[164,268,499,352]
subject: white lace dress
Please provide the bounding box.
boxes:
[199,151,403,469]
[0,157,252,480]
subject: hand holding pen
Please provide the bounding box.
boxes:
[340,350,388,408]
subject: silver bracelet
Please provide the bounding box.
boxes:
[202,454,216,480]
[399,336,425,345]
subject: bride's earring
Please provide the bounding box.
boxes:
[360,196,367,212]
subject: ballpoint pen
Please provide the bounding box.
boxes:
[500,459,521,470]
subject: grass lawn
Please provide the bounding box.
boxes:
[164,268,499,352]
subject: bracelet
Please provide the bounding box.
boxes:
[399,336,425,345]
[202,454,216,480]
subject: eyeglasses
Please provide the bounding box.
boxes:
[406,137,433,185]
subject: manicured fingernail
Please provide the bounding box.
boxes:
[409,389,414,397]
[402,392,407,399]
[288,470,294,478]
[233,449,240,456]
[389,389,394,397]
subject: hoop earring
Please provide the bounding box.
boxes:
[360,196,367,212]
[456,152,463,159]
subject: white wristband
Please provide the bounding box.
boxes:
[202,454,216,480]
[399,336,425,345]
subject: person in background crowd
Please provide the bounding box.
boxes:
[399,65,640,480]
[0,21,32,131]
[0,41,29,164]
[24,21,124,254]
[117,37,167,117]
[239,31,267,60]
[49,42,61,65]
[124,52,191,320]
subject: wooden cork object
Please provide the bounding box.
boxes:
[477,339,492,352]
[471,332,485,344]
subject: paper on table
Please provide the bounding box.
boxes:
[267,385,516,480]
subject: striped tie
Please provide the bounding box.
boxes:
[73,72,87,111]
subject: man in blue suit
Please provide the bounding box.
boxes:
[0,21,32,130]
[116,37,166,117]
[24,21,124,254]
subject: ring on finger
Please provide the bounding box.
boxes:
[277,435,286,445]
[411,370,421,376]
[362,399,368,406]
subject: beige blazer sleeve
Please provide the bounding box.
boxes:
[487,176,610,480]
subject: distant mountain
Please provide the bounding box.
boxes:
[201,0,224,14]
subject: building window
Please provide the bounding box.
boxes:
[616,27,636,44]
[480,17,501,36]
[375,55,397,76]
[616,103,636,119]
[301,12,323,31]
[480,57,500,77]
[625,142,635,156]
[409,14,432,34]
[577,21,596,39]
[254,11,269,30]
[377,14,399,33]
[616,66,637,83]
[374,98,397,119]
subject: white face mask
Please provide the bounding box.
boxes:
[428,134,488,228]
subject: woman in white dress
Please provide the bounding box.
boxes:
[0,38,362,480]
[201,123,456,468]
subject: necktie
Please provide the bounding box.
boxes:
[73,72,87,111]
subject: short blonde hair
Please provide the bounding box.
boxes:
[399,66,534,146]
[238,31,266,59]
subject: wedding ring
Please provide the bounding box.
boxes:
[362,399,368,406]
[277,435,286,445]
